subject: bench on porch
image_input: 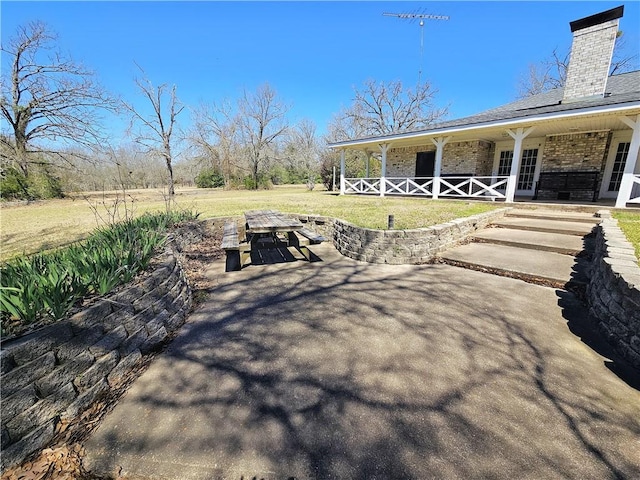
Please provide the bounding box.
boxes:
[222,221,251,272]
[286,228,326,261]
[533,171,600,202]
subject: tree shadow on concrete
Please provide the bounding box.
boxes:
[85,248,640,479]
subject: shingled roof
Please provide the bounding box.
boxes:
[434,70,640,130]
[329,70,640,147]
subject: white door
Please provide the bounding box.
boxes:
[600,132,633,199]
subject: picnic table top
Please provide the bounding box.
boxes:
[244,209,303,234]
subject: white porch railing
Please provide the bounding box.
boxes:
[437,176,508,199]
[343,177,382,195]
[344,176,509,200]
[384,178,434,196]
[628,174,640,204]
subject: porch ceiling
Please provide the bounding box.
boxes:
[333,106,640,151]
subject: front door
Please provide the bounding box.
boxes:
[416,151,435,179]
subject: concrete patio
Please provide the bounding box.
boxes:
[84,242,640,479]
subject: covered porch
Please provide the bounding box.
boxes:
[333,110,640,208]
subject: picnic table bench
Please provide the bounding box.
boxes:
[222,221,251,272]
[286,227,326,261]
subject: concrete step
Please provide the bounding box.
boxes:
[438,242,590,288]
[492,217,597,236]
[473,228,586,255]
[506,209,600,224]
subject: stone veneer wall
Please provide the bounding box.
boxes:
[542,131,610,172]
[387,141,495,177]
[443,140,494,176]
[537,131,610,201]
[388,145,432,177]
[293,209,509,265]
[587,214,640,369]
[0,249,192,472]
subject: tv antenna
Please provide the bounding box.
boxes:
[383,12,449,83]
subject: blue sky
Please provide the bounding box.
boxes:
[2,1,639,140]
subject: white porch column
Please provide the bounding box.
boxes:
[379,143,390,197]
[363,149,371,178]
[615,114,640,208]
[430,136,451,199]
[339,149,346,195]
[505,127,535,203]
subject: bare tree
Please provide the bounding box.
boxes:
[517,33,638,98]
[191,100,240,186]
[283,118,320,185]
[238,83,289,189]
[124,66,184,196]
[0,21,114,177]
[338,79,448,137]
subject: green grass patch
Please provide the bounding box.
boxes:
[0,210,197,337]
[612,211,640,260]
[1,186,501,261]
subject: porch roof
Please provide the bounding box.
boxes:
[330,71,640,150]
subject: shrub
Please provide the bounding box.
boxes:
[195,168,225,188]
[0,166,64,200]
[0,167,31,200]
[0,210,198,337]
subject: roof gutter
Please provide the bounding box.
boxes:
[328,101,640,149]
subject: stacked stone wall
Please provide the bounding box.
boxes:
[325,209,509,265]
[587,214,640,369]
[0,249,192,472]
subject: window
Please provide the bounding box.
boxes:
[518,148,538,190]
[497,148,538,191]
[498,150,513,176]
[608,142,630,191]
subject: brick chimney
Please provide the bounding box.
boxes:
[562,5,624,103]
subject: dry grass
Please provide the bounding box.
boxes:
[1,186,500,262]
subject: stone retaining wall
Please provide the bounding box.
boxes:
[0,249,192,472]
[587,215,640,369]
[295,208,510,265]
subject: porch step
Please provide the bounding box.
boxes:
[472,228,586,256]
[438,243,589,288]
[506,209,600,224]
[492,217,597,236]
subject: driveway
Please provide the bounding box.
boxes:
[85,243,640,479]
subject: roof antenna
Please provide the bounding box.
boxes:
[383,11,450,84]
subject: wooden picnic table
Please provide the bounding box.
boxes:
[244,209,303,235]
[219,210,326,271]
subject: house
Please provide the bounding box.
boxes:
[329,5,640,208]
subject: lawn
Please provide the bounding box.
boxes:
[2,185,639,262]
[1,186,500,261]
[612,211,640,259]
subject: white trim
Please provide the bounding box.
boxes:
[339,150,346,195]
[600,131,632,199]
[328,103,640,149]
[615,114,640,208]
